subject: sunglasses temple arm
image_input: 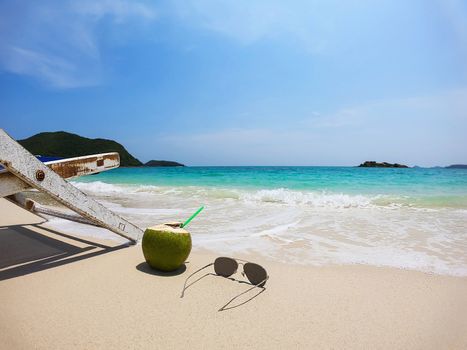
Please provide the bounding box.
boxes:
[180,263,213,298]
[218,275,269,311]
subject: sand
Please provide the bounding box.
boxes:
[1,198,467,349]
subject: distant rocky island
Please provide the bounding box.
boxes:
[445,164,467,169]
[18,132,183,167]
[358,161,409,168]
[144,160,184,167]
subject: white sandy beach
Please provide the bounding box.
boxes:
[1,198,467,349]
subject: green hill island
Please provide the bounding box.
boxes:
[18,131,184,167]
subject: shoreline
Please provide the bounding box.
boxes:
[15,189,467,277]
[1,198,467,349]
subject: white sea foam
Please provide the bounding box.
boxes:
[57,181,467,277]
[72,181,137,194]
[239,188,375,208]
[73,181,385,208]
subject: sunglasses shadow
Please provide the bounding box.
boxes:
[182,272,267,312]
[219,286,266,312]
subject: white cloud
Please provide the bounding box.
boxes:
[1,46,94,88]
[0,0,157,88]
[306,88,467,128]
[170,0,350,52]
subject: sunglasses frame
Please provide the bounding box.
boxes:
[181,257,269,311]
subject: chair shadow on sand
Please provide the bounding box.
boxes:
[181,272,267,311]
[0,224,130,281]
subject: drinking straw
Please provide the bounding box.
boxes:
[181,206,204,228]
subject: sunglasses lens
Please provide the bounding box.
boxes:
[244,263,268,287]
[214,257,238,277]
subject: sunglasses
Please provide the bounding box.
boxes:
[181,257,269,311]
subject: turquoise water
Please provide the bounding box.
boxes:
[76,166,467,208]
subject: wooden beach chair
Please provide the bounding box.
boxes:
[0,129,143,244]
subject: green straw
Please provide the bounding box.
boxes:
[181,206,204,228]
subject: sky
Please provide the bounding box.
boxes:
[1,0,466,166]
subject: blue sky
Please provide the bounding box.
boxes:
[1,0,466,166]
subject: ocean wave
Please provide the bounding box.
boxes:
[238,188,376,208]
[72,181,130,194]
[72,181,402,208]
[73,180,467,210]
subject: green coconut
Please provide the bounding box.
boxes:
[142,223,192,272]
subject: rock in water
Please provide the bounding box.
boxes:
[358,161,409,168]
[144,160,185,167]
[142,223,192,272]
[445,164,467,169]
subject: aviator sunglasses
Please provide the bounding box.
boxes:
[181,257,269,311]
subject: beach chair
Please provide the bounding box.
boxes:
[0,129,143,244]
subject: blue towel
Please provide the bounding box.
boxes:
[0,155,63,170]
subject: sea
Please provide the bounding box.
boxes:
[47,166,467,276]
